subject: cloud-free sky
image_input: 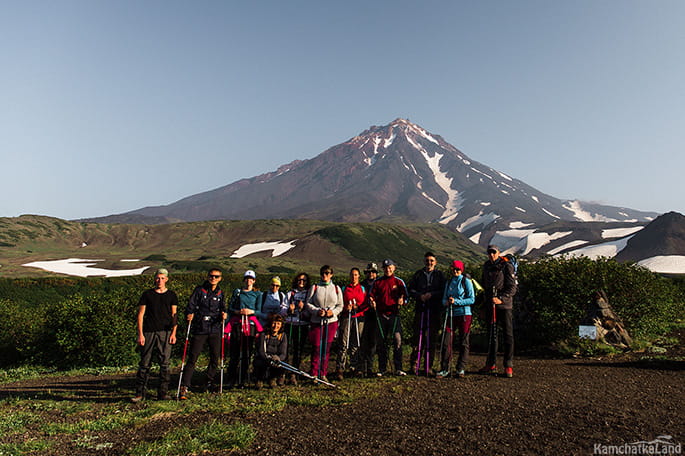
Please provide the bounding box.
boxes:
[1,0,683,220]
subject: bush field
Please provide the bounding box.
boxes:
[0,257,683,368]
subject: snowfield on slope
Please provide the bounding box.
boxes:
[637,255,685,274]
[230,241,297,258]
[23,258,149,277]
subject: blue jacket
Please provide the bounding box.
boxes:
[442,275,475,316]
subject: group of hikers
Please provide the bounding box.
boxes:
[132,245,518,402]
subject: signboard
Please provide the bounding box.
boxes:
[578,325,597,340]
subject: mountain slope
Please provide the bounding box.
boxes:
[85,119,657,244]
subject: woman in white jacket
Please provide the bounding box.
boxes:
[305,265,343,381]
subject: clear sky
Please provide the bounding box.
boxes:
[1,0,683,220]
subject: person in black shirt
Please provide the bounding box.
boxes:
[133,268,178,402]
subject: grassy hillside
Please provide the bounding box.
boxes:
[0,215,483,278]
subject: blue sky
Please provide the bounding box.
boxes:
[1,0,683,220]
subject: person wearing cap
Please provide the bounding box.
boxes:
[132,268,178,402]
[259,276,287,327]
[408,252,446,376]
[226,270,264,387]
[369,259,409,376]
[437,260,475,378]
[359,262,380,377]
[480,245,517,377]
[180,268,226,399]
[305,265,344,381]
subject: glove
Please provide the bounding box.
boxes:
[271,355,280,362]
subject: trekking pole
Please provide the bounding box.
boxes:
[439,305,448,373]
[425,308,431,376]
[488,286,498,370]
[176,321,192,401]
[345,302,352,370]
[273,360,338,388]
[353,299,360,348]
[448,304,454,377]
[239,314,247,386]
[415,310,424,375]
[220,317,226,393]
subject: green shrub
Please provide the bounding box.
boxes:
[518,256,683,346]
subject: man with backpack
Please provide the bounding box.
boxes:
[480,245,517,378]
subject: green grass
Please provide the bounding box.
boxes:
[0,439,53,456]
[129,421,255,456]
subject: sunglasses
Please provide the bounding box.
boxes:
[208,274,221,279]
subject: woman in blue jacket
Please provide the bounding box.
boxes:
[437,260,475,378]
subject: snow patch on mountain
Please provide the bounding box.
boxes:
[510,221,534,229]
[548,240,590,255]
[542,208,561,219]
[601,226,644,239]
[469,232,481,244]
[637,256,685,274]
[406,132,462,220]
[564,200,619,222]
[230,241,297,258]
[566,235,635,259]
[457,211,500,233]
[492,229,573,255]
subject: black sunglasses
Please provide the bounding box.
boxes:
[208,274,221,279]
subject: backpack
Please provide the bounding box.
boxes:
[462,273,484,297]
[500,253,519,294]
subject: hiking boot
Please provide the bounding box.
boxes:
[504,367,513,378]
[255,380,263,390]
[436,370,450,378]
[157,392,172,401]
[289,374,298,387]
[396,370,407,377]
[478,365,497,375]
[334,370,344,381]
[355,370,365,378]
[376,371,385,377]
[268,378,278,389]
[320,376,329,383]
[277,375,286,387]
[456,369,465,378]
[178,386,188,400]
[130,395,144,403]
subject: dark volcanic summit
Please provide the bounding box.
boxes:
[615,211,685,262]
[86,118,656,247]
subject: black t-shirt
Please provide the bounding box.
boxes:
[139,289,178,332]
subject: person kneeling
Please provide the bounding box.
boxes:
[254,314,288,389]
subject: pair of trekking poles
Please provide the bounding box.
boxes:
[176,316,233,400]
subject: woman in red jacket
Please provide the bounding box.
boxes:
[334,267,368,380]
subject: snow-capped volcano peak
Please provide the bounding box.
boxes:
[95,118,658,251]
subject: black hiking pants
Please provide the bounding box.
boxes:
[181,333,222,388]
[135,330,172,397]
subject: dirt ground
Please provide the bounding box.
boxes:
[2,350,683,456]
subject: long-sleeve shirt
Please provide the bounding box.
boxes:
[442,274,475,316]
[370,275,408,317]
[185,282,225,335]
[305,281,344,324]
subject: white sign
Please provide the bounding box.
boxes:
[579,325,597,340]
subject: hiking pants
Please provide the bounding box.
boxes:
[377,314,403,373]
[286,323,309,370]
[486,308,514,368]
[182,333,222,388]
[335,314,364,372]
[309,321,338,378]
[410,309,441,373]
[359,311,379,375]
[135,330,172,397]
[440,315,472,372]
[227,331,256,386]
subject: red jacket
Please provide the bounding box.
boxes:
[343,283,368,318]
[370,275,408,316]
